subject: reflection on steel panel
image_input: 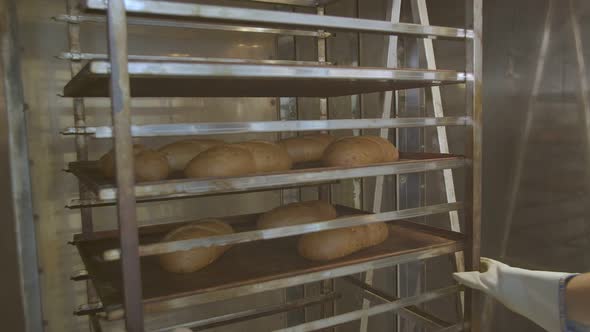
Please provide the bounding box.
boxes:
[53,14,331,37]
[66,152,466,200]
[73,210,464,319]
[81,0,472,39]
[62,117,470,138]
[62,60,466,98]
[58,52,331,66]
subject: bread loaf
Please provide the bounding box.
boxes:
[184,144,256,178]
[234,141,292,172]
[322,136,399,167]
[297,222,389,261]
[99,144,170,182]
[158,220,234,273]
[134,150,171,182]
[279,134,336,163]
[257,200,337,229]
[358,136,399,162]
[159,139,223,172]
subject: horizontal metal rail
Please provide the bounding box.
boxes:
[155,292,340,332]
[96,157,466,200]
[82,0,473,39]
[342,276,453,330]
[57,52,330,66]
[244,0,338,7]
[86,60,467,82]
[275,286,460,332]
[63,116,470,138]
[104,244,463,320]
[53,14,330,38]
[101,202,462,260]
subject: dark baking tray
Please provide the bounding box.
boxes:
[73,206,464,316]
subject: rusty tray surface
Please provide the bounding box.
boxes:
[73,206,464,313]
[62,60,464,98]
[67,152,465,201]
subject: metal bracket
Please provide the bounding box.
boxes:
[70,269,90,281]
[74,302,104,316]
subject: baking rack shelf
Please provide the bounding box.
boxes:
[62,117,470,138]
[63,60,465,98]
[67,152,465,200]
[72,207,464,319]
[80,0,471,39]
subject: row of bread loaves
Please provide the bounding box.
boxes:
[99,134,399,182]
[257,200,389,261]
[158,200,389,273]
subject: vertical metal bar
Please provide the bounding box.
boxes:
[568,0,590,267]
[64,1,99,329]
[351,0,362,212]
[0,0,44,330]
[107,0,144,330]
[398,3,427,332]
[412,0,465,311]
[66,0,93,234]
[464,0,483,331]
[276,9,305,325]
[361,1,402,332]
[315,6,334,325]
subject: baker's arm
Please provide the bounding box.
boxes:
[566,273,590,326]
[453,258,578,332]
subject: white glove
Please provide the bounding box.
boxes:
[453,258,575,332]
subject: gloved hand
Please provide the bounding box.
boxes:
[453,258,575,332]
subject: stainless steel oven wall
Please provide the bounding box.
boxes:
[428,0,590,331]
[478,1,590,331]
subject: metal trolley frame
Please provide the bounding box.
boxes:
[55,0,482,331]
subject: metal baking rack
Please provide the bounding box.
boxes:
[58,0,482,331]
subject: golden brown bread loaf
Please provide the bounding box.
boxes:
[158,139,223,172]
[233,141,292,172]
[158,220,234,273]
[279,134,336,164]
[358,136,399,162]
[99,144,170,182]
[322,136,399,167]
[184,144,257,178]
[297,222,389,261]
[134,150,171,182]
[257,200,338,229]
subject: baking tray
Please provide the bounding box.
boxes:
[73,206,464,318]
[67,152,466,201]
[62,60,465,98]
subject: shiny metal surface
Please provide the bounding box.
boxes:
[53,14,331,37]
[62,116,469,138]
[156,292,340,332]
[106,0,144,330]
[463,1,483,331]
[342,276,452,330]
[101,202,463,260]
[66,153,466,200]
[58,52,330,65]
[82,0,472,39]
[245,0,337,7]
[0,0,44,331]
[63,60,466,98]
[275,286,460,332]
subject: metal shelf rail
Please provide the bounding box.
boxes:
[58,0,482,331]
